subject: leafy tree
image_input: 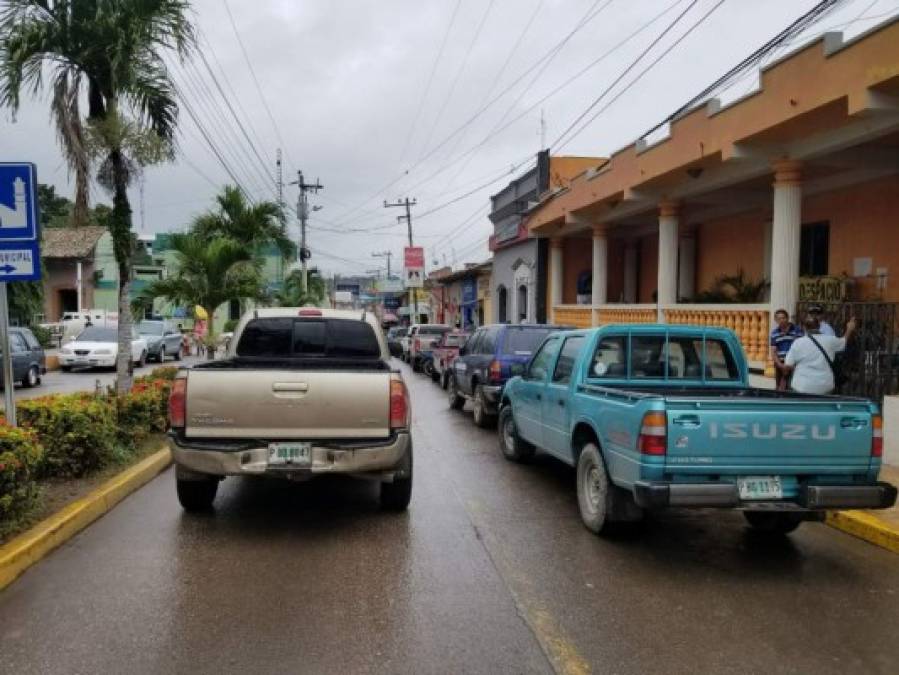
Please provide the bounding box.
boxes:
[134,232,265,356]
[0,0,196,392]
[193,186,292,258]
[37,184,72,228]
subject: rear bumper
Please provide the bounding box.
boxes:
[633,480,898,511]
[170,431,411,479]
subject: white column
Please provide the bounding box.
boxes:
[657,200,680,320]
[550,238,563,323]
[762,218,773,301]
[623,241,638,303]
[769,160,802,320]
[678,230,696,301]
[591,225,608,326]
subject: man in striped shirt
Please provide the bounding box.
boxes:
[769,308,803,391]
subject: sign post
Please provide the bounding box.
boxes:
[0,163,41,426]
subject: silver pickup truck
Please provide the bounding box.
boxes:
[168,308,413,512]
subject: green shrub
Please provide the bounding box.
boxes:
[30,324,54,348]
[135,366,178,384]
[0,423,44,537]
[118,380,169,445]
[17,395,118,478]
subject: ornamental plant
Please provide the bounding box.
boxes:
[0,423,44,537]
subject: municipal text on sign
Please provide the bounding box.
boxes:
[0,248,35,276]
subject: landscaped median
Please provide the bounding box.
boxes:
[0,366,178,590]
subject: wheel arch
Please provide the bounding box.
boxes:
[571,421,601,465]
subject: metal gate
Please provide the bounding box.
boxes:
[796,302,898,403]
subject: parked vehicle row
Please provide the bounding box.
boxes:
[396,320,897,540]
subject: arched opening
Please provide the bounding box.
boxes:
[497,285,508,323]
[518,284,528,322]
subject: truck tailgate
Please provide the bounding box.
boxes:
[185,369,391,440]
[664,398,874,474]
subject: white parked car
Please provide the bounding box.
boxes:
[59,326,148,371]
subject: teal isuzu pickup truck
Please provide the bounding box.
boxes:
[499,324,896,536]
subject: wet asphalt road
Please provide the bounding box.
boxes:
[2,361,899,674]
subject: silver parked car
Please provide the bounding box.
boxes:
[138,320,184,363]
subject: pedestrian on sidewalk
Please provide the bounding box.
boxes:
[784,315,857,395]
[769,308,803,391]
[808,304,836,336]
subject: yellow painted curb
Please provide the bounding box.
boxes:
[0,447,172,592]
[826,510,899,554]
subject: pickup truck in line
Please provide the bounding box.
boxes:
[499,324,897,536]
[168,308,413,512]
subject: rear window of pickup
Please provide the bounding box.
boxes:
[236,318,381,359]
[591,334,740,381]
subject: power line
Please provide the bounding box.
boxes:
[550,0,704,150]
[395,0,464,171]
[414,0,497,164]
[554,0,729,151]
[222,0,291,158]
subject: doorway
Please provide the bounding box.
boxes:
[58,289,77,317]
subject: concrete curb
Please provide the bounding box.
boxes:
[826,510,899,554]
[0,447,172,592]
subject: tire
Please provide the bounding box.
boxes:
[412,358,421,373]
[498,406,535,462]
[743,511,803,535]
[576,443,615,535]
[441,372,449,390]
[424,360,436,381]
[61,365,72,373]
[447,375,465,410]
[380,444,413,511]
[22,366,39,388]
[158,347,166,363]
[173,346,182,361]
[176,478,218,511]
[472,384,496,429]
[137,351,147,368]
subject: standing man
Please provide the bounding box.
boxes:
[769,308,803,391]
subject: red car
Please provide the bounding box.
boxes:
[430,331,469,388]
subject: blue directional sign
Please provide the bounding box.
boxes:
[0,163,41,282]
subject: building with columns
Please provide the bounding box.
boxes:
[526,18,899,372]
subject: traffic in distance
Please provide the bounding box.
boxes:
[168,312,896,539]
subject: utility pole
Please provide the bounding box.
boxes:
[276,149,284,282]
[372,250,393,279]
[291,170,323,293]
[384,197,417,323]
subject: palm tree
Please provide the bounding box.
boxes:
[193,186,292,258]
[277,268,326,307]
[135,232,265,356]
[0,0,195,392]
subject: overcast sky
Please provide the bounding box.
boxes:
[2,0,896,277]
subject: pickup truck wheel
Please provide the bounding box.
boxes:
[473,385,496,429]
[176,478,218,512]
[577,443,614,535]
[743,511,803,535]
[498,406,534,462]
[447,376,465,410]
[380,444,413,511]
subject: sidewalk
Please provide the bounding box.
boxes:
[826,464,899,554]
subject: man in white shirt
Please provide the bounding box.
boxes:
[785,316,856,394]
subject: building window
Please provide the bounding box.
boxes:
[518,284,527,322]
[497,286,508,323]
[800,222,829,276]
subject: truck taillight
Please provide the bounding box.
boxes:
[390,378,410,429]
[872,414,883,458]
[638,411,667,456]
[168,377,187,429]
[414,338,421,352]
[489,360,503,384]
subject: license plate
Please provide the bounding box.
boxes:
[267,442,312,467]
[738,476,783,500]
